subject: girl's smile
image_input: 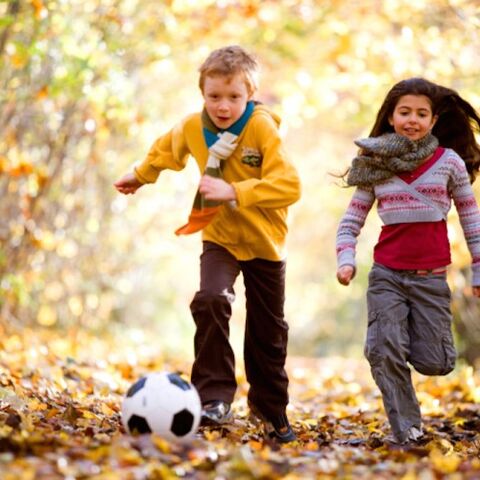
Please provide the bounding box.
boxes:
[389,94,437,141]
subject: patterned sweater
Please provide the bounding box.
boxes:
[336,148,480,285]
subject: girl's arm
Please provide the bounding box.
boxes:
[336,187,375,284]
[449,155,480,289]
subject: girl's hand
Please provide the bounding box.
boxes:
[199,175,237,201]
[473,286,480,298]
[337,265,355,286]
[114,172,143,195]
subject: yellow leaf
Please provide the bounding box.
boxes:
[35,86,48,100]
[400,470,417,480]
[304,441,319,451]
[10,53,27,69]
[303,418,318,427]
[430,448,461,474]
[203,429,221,441]
[0,156,8,174]
[81,410,99,420]
[0,425,13,437]
[9,160,34,177]
[151,434,172,453]
[247,440,263,451]
[31,0,47,19]
[37,304,57,327]
[100,402,115,416]
[28,399,48,411]
[85,445,110,462]
[45,408,60,419]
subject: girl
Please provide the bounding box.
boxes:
[336,77,480,444]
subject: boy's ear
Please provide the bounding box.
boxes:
[431,115,438,128]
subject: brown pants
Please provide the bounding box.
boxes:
[190,241,290,418]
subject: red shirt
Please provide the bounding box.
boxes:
[373,147,451,270]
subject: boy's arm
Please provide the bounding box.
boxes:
[134,119,192,184]
[114,171,143,195]
[231,117,301,209]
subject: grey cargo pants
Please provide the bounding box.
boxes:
[365,263,456,443]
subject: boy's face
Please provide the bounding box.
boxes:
[202,74,252,130]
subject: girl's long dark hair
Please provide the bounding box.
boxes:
[370,77,480,182]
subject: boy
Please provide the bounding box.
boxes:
[114,45,301,443]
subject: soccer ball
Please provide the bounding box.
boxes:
[121,372,201,443]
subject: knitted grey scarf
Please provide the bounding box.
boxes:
[346,133,439,188]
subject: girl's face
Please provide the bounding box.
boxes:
[202,74,251,130]
[388,94,437,141]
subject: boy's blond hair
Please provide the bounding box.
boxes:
[198,45,259,96]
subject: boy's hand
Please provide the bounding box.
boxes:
[199,175,236,202]
[337,265,355,286]
[114,172,143,195]
[473,286,480,298]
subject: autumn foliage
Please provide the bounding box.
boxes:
[1,0,480,358]
[1,329,480,479]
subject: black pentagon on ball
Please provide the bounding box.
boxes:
[171,409,195,436]
[126,377,147,397]
[167,373,191,391]
[128,414,152,434]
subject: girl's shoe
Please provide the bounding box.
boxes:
[407,426,423,441]
[386,426,424,445]
[200,400,233,426]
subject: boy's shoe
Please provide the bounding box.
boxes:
[248,401,296,443]
[200,400,233,426]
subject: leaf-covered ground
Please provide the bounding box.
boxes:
[1,328,480,479]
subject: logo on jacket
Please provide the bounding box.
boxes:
[241,147,262,167]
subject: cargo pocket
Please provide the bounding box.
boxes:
[440,333,456,375]
[410,332,456,376]
[364,311,383,366]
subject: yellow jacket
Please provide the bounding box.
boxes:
[134,105,301,261]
